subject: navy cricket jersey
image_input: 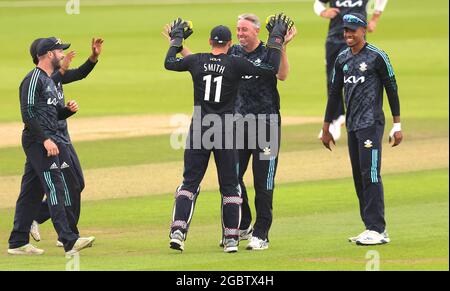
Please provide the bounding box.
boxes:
[228,42,281,116]
[320,0,370,42]
[51,59,97,144]
[325,43,400,132]
[164,46,281,117]
[19,67,64,146]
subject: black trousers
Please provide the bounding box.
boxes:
[347,123,386,233]
[171,125,242,240]
[239,116,281,241]
[325,40,347,120]
[8,140,79,251]
[34,143,83,237]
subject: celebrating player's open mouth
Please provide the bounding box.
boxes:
[344,28,359,47]
[236,16,259,48]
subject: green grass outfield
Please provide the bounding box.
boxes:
[0,0,448,120]
[0,169,448,271]
[0,0,448,270]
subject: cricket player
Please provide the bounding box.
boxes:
[166,13,296,251]
[27,38,103,247]
[321,13,402,245]
[228,13,296,251]
[8,37,95,255]
[315,0,388,140]
[164,16,289,253]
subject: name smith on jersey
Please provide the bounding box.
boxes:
[204,63,226,74]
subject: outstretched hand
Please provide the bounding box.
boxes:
[61,50,76,72]
[90,38,104,62]
[284,26,297,46]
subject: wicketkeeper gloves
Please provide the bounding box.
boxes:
[169,17,194,48]
[266,13,294,50]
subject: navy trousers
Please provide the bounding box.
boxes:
[238,116,281,241]
[8,140,79,251]
[34,143,83,236]
[347,123,386,233]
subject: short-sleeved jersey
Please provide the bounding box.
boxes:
[228,42,280,116]
[320,0,370,42]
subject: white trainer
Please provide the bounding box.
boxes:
[246,236,269,251]
[169,230,185,252]
[356,230,390,245]
[56,240,64,247]
[65,237,96,256]
[348,229,370,243]
[8,244,44,255]
[30,220,41,242]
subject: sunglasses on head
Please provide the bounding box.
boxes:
[343,15,367,26]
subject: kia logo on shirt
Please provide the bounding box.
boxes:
[336,0,363,8]
[344,76,365,84]
[47,98,58,106]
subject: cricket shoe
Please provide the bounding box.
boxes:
[58,239,93,248]
[65,237,96,256]
[30,220,41,242]
[8,244,44,255]
[223,238,239,253]
[348,229,370,243]
[246,236,269,251]
[239,226,253,240]
[356,230,390,246]
[219,226,253,247]
[169,230,185,252]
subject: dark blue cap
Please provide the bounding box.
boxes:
[36,37,70,57]
[210,25,232,43]
[343,13,367,30]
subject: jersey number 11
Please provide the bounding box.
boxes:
[203,75,223,103]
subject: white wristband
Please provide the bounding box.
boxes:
[389,122,401,137]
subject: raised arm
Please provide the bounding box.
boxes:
[56,38,103,84]
[164,46,195,72]
[164,18,196,72]
[162,19,193,57]
[277,26,297,81]
[62,59,97,84]
[265,13,296,81]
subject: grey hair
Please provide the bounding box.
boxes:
[238,13,260,29]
